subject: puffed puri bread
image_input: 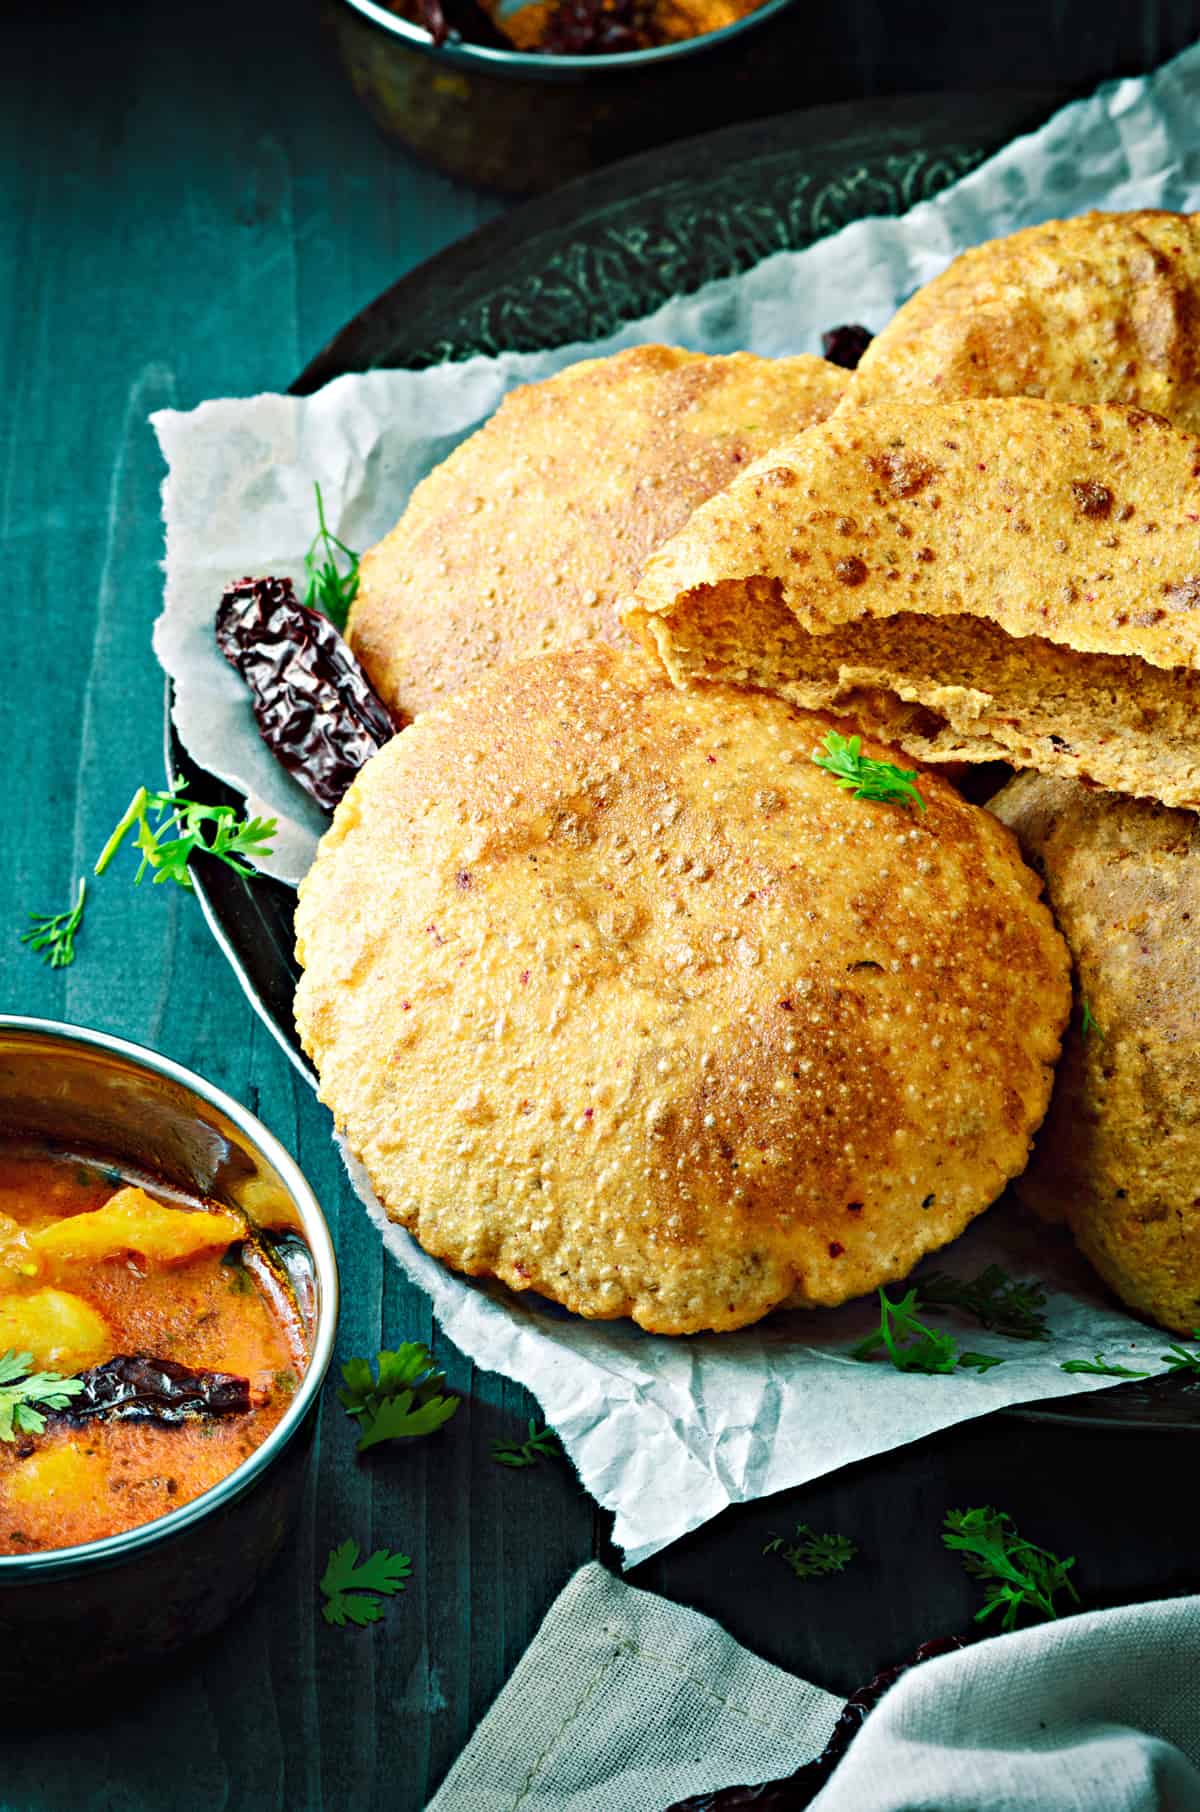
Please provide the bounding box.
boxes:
[626,398,1200,809]
[838,211,1200,430]
[295,646,1071,1335]
[346,345,848,723]
[991,771,1200,1335]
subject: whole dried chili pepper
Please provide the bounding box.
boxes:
[63,1355,251,1424]
[820,325,874,371]
[215,576,401,814]
[662,1636,966,1812]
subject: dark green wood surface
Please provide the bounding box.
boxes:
[4,3,1200,1808]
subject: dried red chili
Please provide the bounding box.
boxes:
[541,0,657,54]
[820,325,875,371]
[64,1355,251,1424]
[215,576,400,813]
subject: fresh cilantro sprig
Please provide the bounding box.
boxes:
[20,781,276,969]
[491,1418,560,1469]
[943,1507,1079,1632]
[764,1523,857,1581]
[851,1288,1005,1375]
[21,786,275,971]
[812,731,926,813]
[1060,1354,1150,1378]
[337,1343,460,1454]
[19,877,87,969]
[320,1539,411,1628]
[94,779,276,889]
[918,1266,1050,1342]
[304,482,360,632]
[0,1349,85,1442]
[1081,1000,1104,1041]
[1162,1334,1200,1376]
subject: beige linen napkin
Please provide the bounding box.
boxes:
[429,1564,1200,1812]
[426,1562,842,1812]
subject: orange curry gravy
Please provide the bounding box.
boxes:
[0,1148,307,1555]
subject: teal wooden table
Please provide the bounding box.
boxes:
[4,3,1200,1808]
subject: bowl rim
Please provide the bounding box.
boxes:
[337,0,796,76]
[0,1014,340,1579]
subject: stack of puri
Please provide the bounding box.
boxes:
[296,217,1200,1336]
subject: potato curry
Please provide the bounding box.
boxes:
[0,1147,306,1555]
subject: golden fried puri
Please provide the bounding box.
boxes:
[627,398,1200,809]
[346,346,848,722]
[295,646,1070,1335]
[992,772,1200,1334]
[840,211,1200,429]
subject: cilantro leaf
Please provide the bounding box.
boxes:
[1060,1353,1150,1378]
[337,1342,460,1454]
[918,1265,1050,1341]
[0,1348,85,1443]
[851,1288,1005,1376]
[304,482,360,632]
[94,780,276,892]
[1161,1333,1200,1376]
[19,876,87,969]
[763,1523,857,1581]
[490,1418,561,1469]
[812,731,926,813]
[319,1539,411,1629]
[943,1507,1078,1632]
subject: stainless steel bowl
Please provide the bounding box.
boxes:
[0,1017,339,1708]
[328,0,801,192]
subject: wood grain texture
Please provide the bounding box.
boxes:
[3,0,1200,1807]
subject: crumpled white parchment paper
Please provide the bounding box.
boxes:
[154,41,1200,1564]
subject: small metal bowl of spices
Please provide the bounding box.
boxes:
[327,0,801,193]
[0,1016,339,1710]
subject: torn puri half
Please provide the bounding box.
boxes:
[626,397,1200,808]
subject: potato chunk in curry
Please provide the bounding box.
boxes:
[0,1286,113,1372]
[31,1186,242,1267]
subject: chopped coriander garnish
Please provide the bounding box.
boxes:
[812,731,926,813]
[490,1418,560,1469]
[304,482,360,632]
[1060,1353,1150,1378]
[320,1539,411,1628]
[337,1343,460,1453]
[1080,1000,1104,1041]
[19,876,87,969]
[21,782,275,968]
[851,1287,1005,1375]
[763,1522,857,1580]
[0,1349,85,1442]
[943,1507,1079,1632]
[957,1351,1008,1373]
[1161,1334,1200,1376]
[94,779,276,889]
[918,1265,1050,1342]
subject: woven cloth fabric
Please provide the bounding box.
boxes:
[809,1594,1200,1812]
[426,1562,842,1812]
[429,1564,1200,1812]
